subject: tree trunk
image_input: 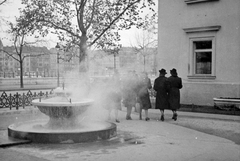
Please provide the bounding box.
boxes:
[20,60,24,88]
[79,33,88,73]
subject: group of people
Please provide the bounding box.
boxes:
[103,68,182,123]
[121,71,152,121]
[154,68,183,121]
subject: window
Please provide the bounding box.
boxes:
[188,37,216,79]
[183,26,220,79]
[194,41,212,74]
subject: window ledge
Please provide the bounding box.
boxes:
[187,75,216,79]
[185,0,219,4]
[183,26,221,33]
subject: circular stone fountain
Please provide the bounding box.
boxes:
[8,88,117,143]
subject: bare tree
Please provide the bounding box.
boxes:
[102,44,122,72]
[0,14,49,88]
[132,18,158,73]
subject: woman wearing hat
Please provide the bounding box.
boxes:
[153,68,170,121]
[168,68,183,121]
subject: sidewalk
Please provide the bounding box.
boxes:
[0,106,240,161]
[0,107,239,161]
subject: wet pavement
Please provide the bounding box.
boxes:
[0,106,240,161]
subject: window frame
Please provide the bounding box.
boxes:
[188,36,216,79]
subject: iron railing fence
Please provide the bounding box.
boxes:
[0,90,54,110]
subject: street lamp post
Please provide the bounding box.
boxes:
[55,43,60,87]
[112,45,121,73]
[57,52,60,87]
[143,54,146,72]
[113,52,116,70]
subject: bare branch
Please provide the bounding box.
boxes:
[76,0,87,33]
[0,0,7,5]
[0,49,19,62]
[39,18,82,41]
[89,0,140,47]
[22,52,48,60]
[85,0,96,30]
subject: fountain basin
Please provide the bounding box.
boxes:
[32,98,93,129]
[8,120,117,143]
[8,87,117,144]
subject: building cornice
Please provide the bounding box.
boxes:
[183,25,221,33]
[187,75,216,80]
[185,0,219,4]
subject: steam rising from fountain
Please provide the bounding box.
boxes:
[8,71,117,143]
[32,87,94,130]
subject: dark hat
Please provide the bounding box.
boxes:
[170,68,177,75]
[159,68,167,74]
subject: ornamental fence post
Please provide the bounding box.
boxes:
[9,93,12,110]
[22,93,25,109]
[16,92,19,110]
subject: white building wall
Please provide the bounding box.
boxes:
[158,0,240,105]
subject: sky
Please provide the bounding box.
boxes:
[0,0,157,49]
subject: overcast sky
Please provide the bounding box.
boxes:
[0,0,157,49]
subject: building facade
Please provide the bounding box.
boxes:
[0,45,31,78]
[0,40,52,78]
[158,0,240,105]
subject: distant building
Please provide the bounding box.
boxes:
[158,0,240,105]
[89,47,157,77]
[0,39,157,79]
[0,40,51,78]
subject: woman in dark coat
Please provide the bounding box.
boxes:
[137,72,152,121]
[168,68,183,121]
[153,69,169,121]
